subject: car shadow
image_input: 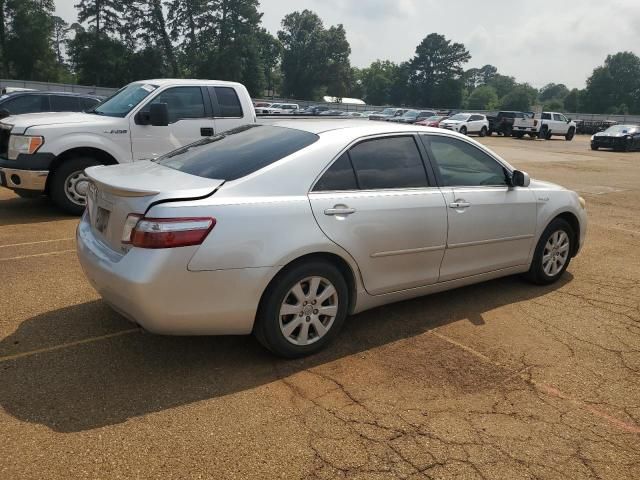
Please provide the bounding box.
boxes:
[0,195,74,226]
[0,273,572,433]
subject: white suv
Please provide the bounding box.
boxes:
[440,113,489,137]
[257,103,299,114]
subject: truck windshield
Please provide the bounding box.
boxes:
[89,83,159,117]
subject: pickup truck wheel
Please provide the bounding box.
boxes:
[565,128,575,141]
[514,132,525,139]
[479,126,487,137]
[540,126,551,140]
[503,126,513,137]
[50,157,101,215]
[487,129,493,136]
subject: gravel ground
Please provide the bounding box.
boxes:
[1,134,639,479]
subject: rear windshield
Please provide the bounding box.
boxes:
[155,125,318,181]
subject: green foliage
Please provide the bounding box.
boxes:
[408,33,470,107]
[583,52,640,114]
[539,83,569,103]
[467,85,498,110]
[499,85,534,111]
[563,89,580,112]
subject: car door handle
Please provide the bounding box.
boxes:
[324,207,356,216]
[449,201,471,209]
[200,127,214,136]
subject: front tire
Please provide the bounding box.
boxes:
[459,126,467,135]
[526,218,574,285]
[254,260,349,358]
[49,157,101,215]
[565,127,575,141]
[479,126,487,137]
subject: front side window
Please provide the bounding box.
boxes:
[156,125,318,181]
[147,86,206,123]
[553,113,566,122]
[91,82,158,117]
[426,135,509,187]
[215,87,243,117]
[3,95,47,114]
[348,136,428,190]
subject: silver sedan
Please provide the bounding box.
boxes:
[77,121,587,357]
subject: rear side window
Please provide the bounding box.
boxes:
[542,112,552,120]
[348,136,428,190]
[51,95,80,111]
[2,95,48,114]
[156,125,317,181]
[214,87,243,117]
[314,153,358,191]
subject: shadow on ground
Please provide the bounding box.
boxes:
[0,195,73,226]
[0,274,572,432]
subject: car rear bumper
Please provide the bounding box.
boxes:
[76,215,278,336]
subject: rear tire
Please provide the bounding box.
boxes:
[254,260,349,358]
[49,156,101,215]
[526,218,574,285]
[515,132,525,139]
[479,126,487,137]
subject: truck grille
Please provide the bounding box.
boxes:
[0,124,12,158]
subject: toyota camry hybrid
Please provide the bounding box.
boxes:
[77,121,587,357]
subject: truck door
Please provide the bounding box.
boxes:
[129,86,215,161]
[208,86,247,134]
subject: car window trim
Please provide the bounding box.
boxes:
[418,132,514,188]
[310,133,437,193]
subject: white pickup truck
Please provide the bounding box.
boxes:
[512,111,577,141]
[0,79,255,214]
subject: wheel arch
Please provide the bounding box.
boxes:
[45,147,118,192]
[550,211,581,257]
[255,251,360,331]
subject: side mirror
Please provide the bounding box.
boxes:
[149,103,169,126]
[511,170,530,187]
[567,118,572,123]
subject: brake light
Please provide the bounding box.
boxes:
[128,217,216,249]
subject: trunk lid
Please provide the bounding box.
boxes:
[84,161,223,253]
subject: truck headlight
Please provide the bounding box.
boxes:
[8,135,44,160]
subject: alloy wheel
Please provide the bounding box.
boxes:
[542,230,570,276]
[279,276,339,346]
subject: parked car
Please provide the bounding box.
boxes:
[591,124,640,151]
[296,105,330,115]
[256,103,299,114]
[486,111,527,137]
[253,101,272,108]
[513,112,577,140]
[0,79,255,214]
[319,109,347,116]
[387,110,436,124]
[415,115,448,127]
[369,108,406,121]
[440,113,489,136]
[345,112,366,117]
[0,91,102,119]
[76,121,587,358]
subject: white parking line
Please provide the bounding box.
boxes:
[0,328,141,363]
[0,238,74,248]
[0,249,76,261]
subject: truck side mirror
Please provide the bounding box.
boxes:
[511,170,530,187]
[149,103,169,126]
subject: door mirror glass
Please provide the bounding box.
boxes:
[511,170,530,187]
[149,102,169,127]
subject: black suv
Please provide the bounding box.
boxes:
[0,91,103,119]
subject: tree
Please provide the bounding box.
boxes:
[487,74,516,98]
[583,52,640,114]
[67,27,129,86]
[75,0,121,37]
[563,88,581,112]
[408,33,470,107]
[278,9,351,100]
[467,85,498,110]
[51,16,70,65]
[256,27,282,96]
[539,83,569,102]
[360,60,397,105]
[499,85,533,111]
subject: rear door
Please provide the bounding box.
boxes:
[309,135,447,295]
[422,134,537,282]
[209,86,246,133]
[130,85,215,161]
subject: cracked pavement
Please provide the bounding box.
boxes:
[1,135,639,479]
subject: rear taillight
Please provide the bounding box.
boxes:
[127,217,216,249]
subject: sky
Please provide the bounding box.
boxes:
[54,0,640,89]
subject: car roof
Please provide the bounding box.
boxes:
[265,119,453,136]
[1,90,100,98]
[137,78,243,87]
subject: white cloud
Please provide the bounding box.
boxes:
[55,0,640,89]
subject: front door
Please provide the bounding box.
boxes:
[309,135,448,295]
[422,134,537,282]
[130,86,215,161]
